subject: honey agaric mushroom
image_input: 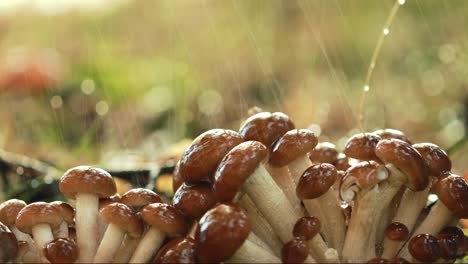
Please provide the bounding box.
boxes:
[344,133,382,162]
[130,203,187,263]
[153,237,196,264]
[16,202,62,261]
[97,194,121,244]
[0,199,35,244]
[297,164,344,256]
[388,257,409,264]
[44,238,79,264]
[407,234,441,262]
[334,153,351,171]
[373,129,411,144]
[194,203,280,263]
[309,142,339,164]
[0,221,18,263]
[59,166,117,263]
[381,222,409,259]
[367,257,390,263]
[50,201,74,239]
[94,203,143,263]
[172,161,184,193]
[213,141,303,247]
[178,129,243,183]
[437,226,466,257]
[281,238,312,264]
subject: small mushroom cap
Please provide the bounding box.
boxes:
[437,235,458,260]
[59,166,117,200]
[293,216,321,241]
[343,161,388,189]
[373,129,411,144]
[388,257,409,264]
[141,203,187,236]
[297,163,338,200]
[99,203,143,238]
[213,141,268,202]
[309,142,338,164]
[367,257,389,263]
[99,194,121,209]
[43,238,79,264]
[173,182,217,219]
[344,133,381,161]
[194,203,251,263]
[434,174,468,218]
[172,161,184,193]
[153,237,195,264]
[269,129,318,167]
[412,143,451,177]
[375,139,428,191]
[0,199,27,226]
[239,111,295,149]
[437,226,465,245]
[120,188,163,210]
[384,222,409,241]
[334,153,351,171]
[0,222,18,263]
[408,234,441,262]
[16,202,62,234]
[281,238,308,264]
[50,201,74,225]
[178,129,243,183]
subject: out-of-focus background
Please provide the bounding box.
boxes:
[0,0,466,200]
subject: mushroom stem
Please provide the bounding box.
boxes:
[55,221,69,238]
[129,227,165,263]
[31,223,54,261]
[75,193,99,263]
[307,235,339,263]
[112,236,140,263]
[10,226,33,243]
[288,155,312,184]
[93,223,126,263]
[382,240,402,259]
[315,189,346,253]
[187,221,197,238]
[226,238,281,263]
[247,232,275,256]
[265,164,303,213]
[97,216,108,244]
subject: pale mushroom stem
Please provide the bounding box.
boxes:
[247,232,275,255]
[288,154,312,184]
[129,227,165,263]
[265,164,303,213]
[94,223,126,263]
[381,240,401,259]
[307,236,339,263]
[96,217,108,244]
[187,221,198,238]
[10,226,34,243]
[316,189,346,253]
[31,223,54,261]
[55,221,69,238]
[304,255,317,263]
[75,193,99,263]
[226,238,282,263]
[112,235,141,263]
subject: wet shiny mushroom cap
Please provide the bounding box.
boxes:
[412,143,451,177]
[178,129,243,183]
[375,139,428,191]
[367,257,389,263]
[120,188,163,210]
[309,142,338,164]
[334,153,351,171]
[239,111,295,149]
[0,199,27,227]
[0,222,18,263]
[384,222,409,241]
[293,216,321,241]
[141,203,187,236]
[344,133,381,161]
[99,194,121,209]
[373,129,411,144]
[297,163,338,200]
[437,235,458,260]
[213,141,268,202]
[434,174,468,218]
[172,161,184,193]
[194,203,251,263]
[100,203,143,238]
[408,234,441,262]
[437,226,465,246]
[153,237,195,264]
[269,129,318,167]
[281,238,309,264]
[50,201,74,225]
[59,166,117,200]
[388,257,409,264]
[15,202,62,234]
[43,238,79,263]
[173,182,217,220]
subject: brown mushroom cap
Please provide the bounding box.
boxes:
[173,182,217,220]
[343,160,388,189]
[99,203,143,238]
[388,257,410,264]
[297,163,338,200]
[50,201,74,225]
[373,129,411,144]
[384,222,409,241]
[172,161,184,193]
[293,216,321,241]
[408,234,441,262]
[434,174,468,218]
[309,142,339,164]
[120,188,162,210]
[0,222,18,263]
[437,235,458,260]
[367,257,390,264]
[213,141,268,202]
[374,139,428,191]
[99,194,121,209]
[43,238,79,264]
[239,111,295,149]
[59,166,117,200]
[281,238,309,264]
[153,237,195,264]
[344,133,381,161]
[16,202,62,234]
[437,226,465,246]
[178,129,243,183]
[141,203,187,236]
[334,153,351,171]
[269,129,318,167]
[412,143,451,177]
[195,203,251,263]
[0,199,27,227]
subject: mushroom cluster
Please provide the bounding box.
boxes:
[0,111,467,263]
